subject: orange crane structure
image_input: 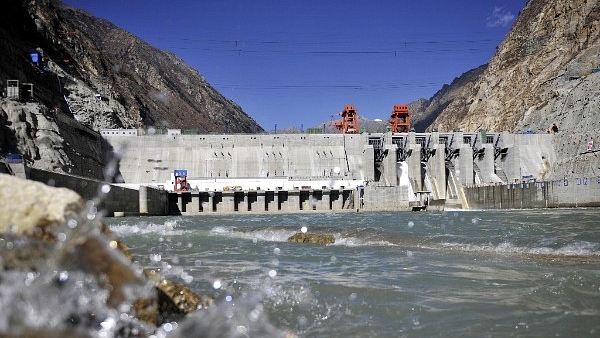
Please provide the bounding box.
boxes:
[389,104,410,133]
[334,104,359,134]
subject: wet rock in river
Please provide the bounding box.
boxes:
[0,174,83,241]
[288,232,335,245]
[0,173,213,334]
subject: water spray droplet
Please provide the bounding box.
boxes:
[297,315,308,326]
[274,247,281,255]
[100,317,116,331]
[301,226,308,233]
[213,280,222,289]
[407,221,415,228]
[109,240,118,249]
[58,271,69,282]
[163,322,173,332]
[67,219,78,229]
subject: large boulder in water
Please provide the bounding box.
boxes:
[288,232,335,245]
[0,173,83,241]
[0,173,212,333]
[0,173,146,306]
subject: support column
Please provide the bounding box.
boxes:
[288,190,300,211]
[190,192,200,213]
[457,144,474,186]
[406,132,422,191]
[428,140,446,200]
[217,191,235,213]
[256,191,266,212]
[475,144,498,184]
[139,185,148,214]
[382,144,398,186]
[322,190,331,210]
[207,192,215,212]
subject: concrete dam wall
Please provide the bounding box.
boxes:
[94,129,594,214]
[12,128,599,215]
[105,133,373,184]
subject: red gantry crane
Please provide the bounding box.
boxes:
[389,104,410,133]
[334,104,359,134]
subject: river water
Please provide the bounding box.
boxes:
[103,209,600,337]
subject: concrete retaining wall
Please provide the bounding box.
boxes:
[55,113,107,179]
[362,185,410,211]
[464,177,600,209]
[25,167,168,216]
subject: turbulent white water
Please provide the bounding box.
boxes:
[2,209,600,337]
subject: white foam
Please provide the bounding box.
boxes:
[332,236,396,247]
[110,219,188,237]
[440,240,600,257]
[210,226,296,242]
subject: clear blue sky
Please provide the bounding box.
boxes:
[63,0,526,131]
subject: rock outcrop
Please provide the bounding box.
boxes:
[410,65,487,132]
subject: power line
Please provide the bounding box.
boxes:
[212,82,442,91]
[139,34,501,56]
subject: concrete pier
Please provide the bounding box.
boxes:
[167,188,359,214]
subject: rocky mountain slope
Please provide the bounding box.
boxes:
[431,0,600,134]
[410,65,487,132]
[0,0,262,176]
[412,0,600,178]
[1,0,262,132]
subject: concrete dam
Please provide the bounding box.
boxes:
[89,128,599,215]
